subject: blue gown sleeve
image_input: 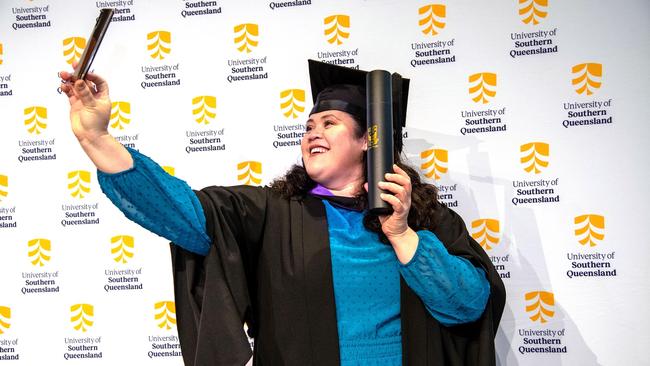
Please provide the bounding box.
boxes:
[399,230,490,326]
[96,147,211,256]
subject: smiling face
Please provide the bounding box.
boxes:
[301,110,367,192]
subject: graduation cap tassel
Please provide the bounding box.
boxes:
[366,70,394,215]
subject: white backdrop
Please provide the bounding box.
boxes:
[0,0,648,365]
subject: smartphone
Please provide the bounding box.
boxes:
[73,8,114,80]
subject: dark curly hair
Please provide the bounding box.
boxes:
[269,116,442,244]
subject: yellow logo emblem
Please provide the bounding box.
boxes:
[0,306,10,335]
[572,63,602,96]
[0,43,4,65]
[154,301,177,330]
[420,148,448,180]
[280,89,305,119]
[0,175,8,202]
[110,101,131,130]
[418,4,446,36]
[111,235,134,264]
[24,106,47,135]
[520,142,549,174]
[469,73,497,104]
[147,31,171,60]
[234,23,259,53]
[192,96,217,125]
[70,303,94,332]
[518,0,548,25]
[28,238,51,267]
[471,219,500,250]
[63,37,86,65]
[162,166,175,176]
[324,15,350,45]
[574,214,605,247]
[67,170,91,199]
[525,291,554,323]
[237,161,262,186]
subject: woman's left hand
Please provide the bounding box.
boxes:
[376,164,412,240]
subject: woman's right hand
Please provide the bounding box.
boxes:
[59,69,112,146]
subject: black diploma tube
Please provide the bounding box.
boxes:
[73,8,114,80]
[366,70,394,215]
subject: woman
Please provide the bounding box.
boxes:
[59,60,505,366]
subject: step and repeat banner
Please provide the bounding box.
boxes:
[0,0,648,365]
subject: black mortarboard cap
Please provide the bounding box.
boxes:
[308,59,410,153]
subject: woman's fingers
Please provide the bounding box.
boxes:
[73,79,96,106]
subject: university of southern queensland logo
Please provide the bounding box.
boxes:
[162,166,175,176]
[525,291,554,323]
[518,0,548,25]
[418,4,446,36]
[469,73,497,104]
[324,15,350,45]
[147,31,172,60]
[109,101,131,130]
[234,24,259,53]
[520,142,549,174]
[0,174,7,202]
[23,106,47,135]
[0,43,4,65]
[70,304,94,332]
[28,238,51,267]
[237,161,262,185]
[420,148,448,180]
[574,214,605,247]
[110,235,134,264]
[67,170,91,199]
[571,63,602,96]
[0,306,10,335]
[280,89,305,119]
[62,37,86,65]
[471,219,500,250]
[154,301,177,330]
[192,96,217,125]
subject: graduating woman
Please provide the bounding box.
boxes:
[59,60,505,366]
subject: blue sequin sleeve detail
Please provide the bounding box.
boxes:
[399,230,490,326]
[96,147,211,256]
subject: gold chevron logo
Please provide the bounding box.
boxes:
[192,95,217,125]
[67,170,91,199]
[0,306,10,335]
[0,175,8,202]
[110,101,131,130]
[237,161,262,186]
[234,23,259,53]
[24,106,47,135]
[418,4,446,36]
[162,166,175,176]
[574,214,605,247]
[70,303,94,332]
[420,148,448,180]
[0,43,4,65]
[280,89,306,119]
[520,142,549,174]
[154,301,177,330]
[572,63,602,96]
[110,235,134,264]
[147,30,171,60]
[525,291,554,323]
[518,0,548,25]
[62,37,86,65]
[469,72,497,104]
[471,219,500,250]
[28,238,51,267]
[324,15,350,45]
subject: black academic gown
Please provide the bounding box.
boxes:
[170,185,506,366]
